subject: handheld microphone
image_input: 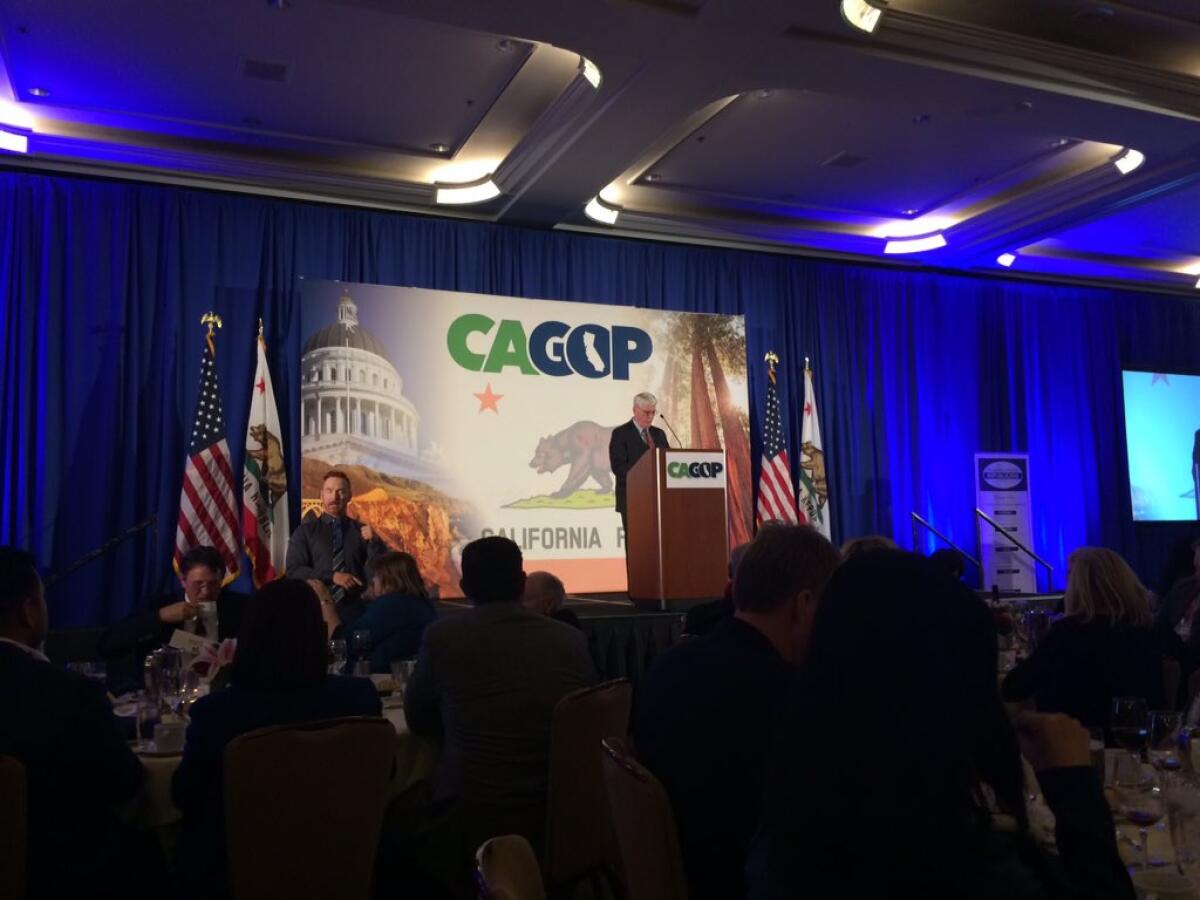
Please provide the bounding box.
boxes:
[658,413,682,448]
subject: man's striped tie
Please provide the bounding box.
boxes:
[330,517,346,604]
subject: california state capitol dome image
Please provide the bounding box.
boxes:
[300,288,444,490]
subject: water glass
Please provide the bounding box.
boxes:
[133,694,155,752]
[1117,778,1165,870]
[1112,696,1150,783]
[389,659,417,700]
[351,629,372,659]
[1150,710,1184,771]
[159,647,183,718]
[328,639,347,675]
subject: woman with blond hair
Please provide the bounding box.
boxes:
[1002,547,1164,730]
[318,550,437,672]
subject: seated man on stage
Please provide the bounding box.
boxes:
[609,391,669,534]
[286,468,386,611]
[98,545,247,684]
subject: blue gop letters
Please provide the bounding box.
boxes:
[446,314,652,380]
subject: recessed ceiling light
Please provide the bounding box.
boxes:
[1113,147,1145,175]
[997,253,1016,268]
[434,177,501,206]
[0,129,29,154]
[1049,138,1069,148]
[644,173,661,183]
[584,197,620,226]
[840,0,886,33]
[496,39,515,53]
[28,87,49,98]
[871,215,954,239]
[884,233,947,254]
[429,143,449,154]
[901,208,918,216]
[580,57,602,89]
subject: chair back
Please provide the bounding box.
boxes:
[0,756,26,900]
[476,834,546,900]
[601,737,687,900]
[224,716,394,900]
[543,678,632,886]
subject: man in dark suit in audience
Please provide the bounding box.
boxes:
[633,525,841,900]
[99,546,248,671]
[0,547,147,899]
[286,469,386,609]
[402,536,596,891]
[609,391,670,535]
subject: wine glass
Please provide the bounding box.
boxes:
[158,648,183,719]
[1149,710,1183,771]
[1118,778,1165,870]
[1112,696,1150,784]
[328,639,347,675]
[133,694,155,752]
[350,629,372,677]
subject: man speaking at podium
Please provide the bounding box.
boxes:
[610,392,670,535]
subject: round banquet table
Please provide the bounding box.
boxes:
[121,703,440,830]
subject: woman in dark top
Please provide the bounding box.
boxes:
[748,551,1133,900]
[1003,547,1164,729]
[172,579,381,898]
[319,551,437,672]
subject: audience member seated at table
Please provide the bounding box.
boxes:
[521,570,582,630]
[1002,547,1164,729]
[0,547,149,900]
[840,533,897,560]
[682,539,754,637]
[1153,537,1200,677]
[634,524,840,900]
[748,550,1134,899]
[317,551,438,671]
[172,578,381,899]
[930,547,967,582]
[398,536,596,894]
[97,546,248,682]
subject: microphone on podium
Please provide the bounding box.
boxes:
[658,413,682,448]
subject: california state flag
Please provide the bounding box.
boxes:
[243,329,290,587]
[798,364,831,539]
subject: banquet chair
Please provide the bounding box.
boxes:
[543,678,632,893]
[601,736,687,900]
[0,755,26,900]
[224,716,394,900]
[476,834,547,900]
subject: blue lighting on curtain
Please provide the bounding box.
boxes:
[2,170,1199,626]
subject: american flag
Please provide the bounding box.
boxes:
[757,354,800,525]
[174,318,241,579]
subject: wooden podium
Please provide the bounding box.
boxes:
[625,447,730,609]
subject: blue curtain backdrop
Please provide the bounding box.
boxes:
[2,169,1198,627]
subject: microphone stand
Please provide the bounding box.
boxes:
[658,414,683,448]
[43,515,158,587]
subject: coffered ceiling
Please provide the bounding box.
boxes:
[3,0,1200,293]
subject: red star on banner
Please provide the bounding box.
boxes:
[255,377,266,394]
[804,402,813,416]
[1151,373,1170,386]
[474,383,503,414]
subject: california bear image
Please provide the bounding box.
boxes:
[800,440,827,504]
[248,423,288,506]
[529,421,616,498]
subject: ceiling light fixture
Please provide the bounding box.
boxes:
[0,100,35,131]
[884,233,946,254]
[0,129,29,154]
[996,253,1016,268]
[870,215,955,239]
[584,196,620,226]
[1113,147,1145,175]
[1195,277,1200,290]
[434,176,501,206]
[580,57,602,89]
[27,87,49,98]
[840,0,886,33]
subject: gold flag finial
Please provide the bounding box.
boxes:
[200,312,223,354]
[257,317,264,338]
[764,350,779,369]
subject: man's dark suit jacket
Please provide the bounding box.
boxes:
[609,420,669,515]
[633,618,792,900]
[285,511,386,601]
[172,675,382,898]
[99,587,248,656]
[0,640,145,898]
[404,601,597,846]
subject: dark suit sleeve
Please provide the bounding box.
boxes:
[286,521,328,583]
[97,605,168,659]
[609,425,632,481]
[1038,767,1135,899]
[403,627,442,736]
[652,426,670,449]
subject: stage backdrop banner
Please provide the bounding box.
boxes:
[299,280,750,597]
[974,453,1037,594]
